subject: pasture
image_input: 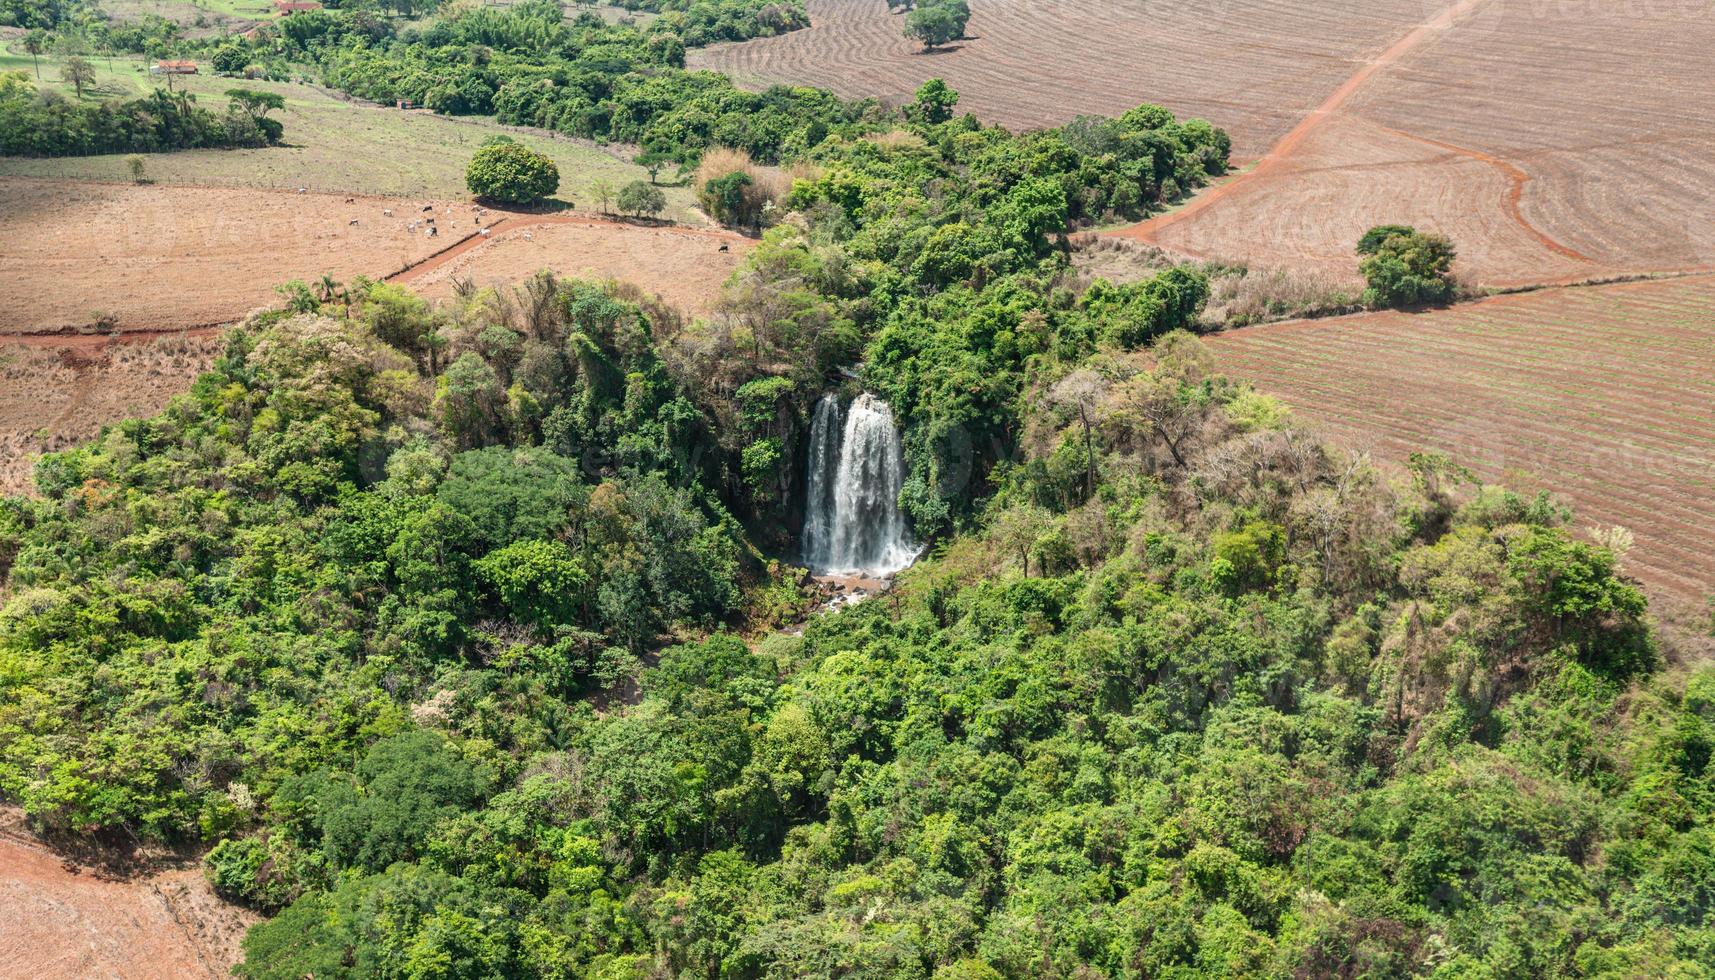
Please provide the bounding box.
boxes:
[0,50,696,216]
[1208,274,1715,601]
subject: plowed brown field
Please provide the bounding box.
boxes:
[1208,275,1715,601]
[697,0,1715,286]
[1125,0,1715,286]
[689,0,1429,159]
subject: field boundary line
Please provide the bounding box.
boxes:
[384,213,748,285]
[1111,0,1491,243]
[1373,125,1594,264]
[1208,269,1715,337]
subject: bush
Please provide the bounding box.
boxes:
[616,179,666,218]
[1357,225,1456,307]
[465,137,559,206]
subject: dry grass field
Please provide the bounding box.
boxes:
[0,333,223,495]
[1208,274,1715,601]
[392,217,752,314]
[690,0,1429,159]
[0,177,464,333]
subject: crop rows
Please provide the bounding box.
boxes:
[689,0,1428,158]
[1209,276,1715,600]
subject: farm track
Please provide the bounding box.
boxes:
[1118,0,1491,243]
[1375,126,1592,265]
[1209,275,1715,600]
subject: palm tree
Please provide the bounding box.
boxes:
[23,30,46,80]
[316,274,340,304]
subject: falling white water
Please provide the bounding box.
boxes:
[801,393,919,577]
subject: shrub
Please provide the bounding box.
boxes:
[694,147,787,228]
[1357,225,1457,308]
[465,137,559,206]
[616,179,666,218]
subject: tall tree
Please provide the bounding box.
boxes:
[61,56,94,99]
[23,29,46,80]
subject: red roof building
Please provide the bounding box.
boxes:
[155,60,198,74]
[274,1,322,12]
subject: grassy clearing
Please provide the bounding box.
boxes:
[100,0,272,28]
[0,50,702,220]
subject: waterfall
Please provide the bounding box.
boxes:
[802,392,918,577]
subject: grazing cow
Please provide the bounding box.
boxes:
[383,209,393,217]
[718,243,729,252]
[348,218,359,226]
[428,226,438,237]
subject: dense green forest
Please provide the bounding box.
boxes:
[2,0,1713,976]
[0,71,284,155]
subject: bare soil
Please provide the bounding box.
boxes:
[1118,0,1715,287]
[0,808,256,980]
[0,177,464,334]
[1208,274,1715,601]
[391,215,752,314]
[690,0,1430,160]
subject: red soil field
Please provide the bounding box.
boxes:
[391,216,752,313]
[690,0,1429,159]
[0,177,468,334]
[1125,0,1715,286]
[1208,275,1715,602]
[0,808,255,979]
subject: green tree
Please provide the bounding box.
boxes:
[1356,225,1457,307]
[635,148,673,184]
[617,180,666,219]
[23,29,46,79]
[226,87,285,142]
[310,731,491,872]
[906,77,959,125]
[124,154,145,183]
[465,137,560,206]
[475,538,588,630]
[588,177,615,214]
[61,55,93,99]
[211,42,249,76]
[700,170,753,227]
[903,0,967,51]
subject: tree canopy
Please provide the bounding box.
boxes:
[465,137,560,206]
